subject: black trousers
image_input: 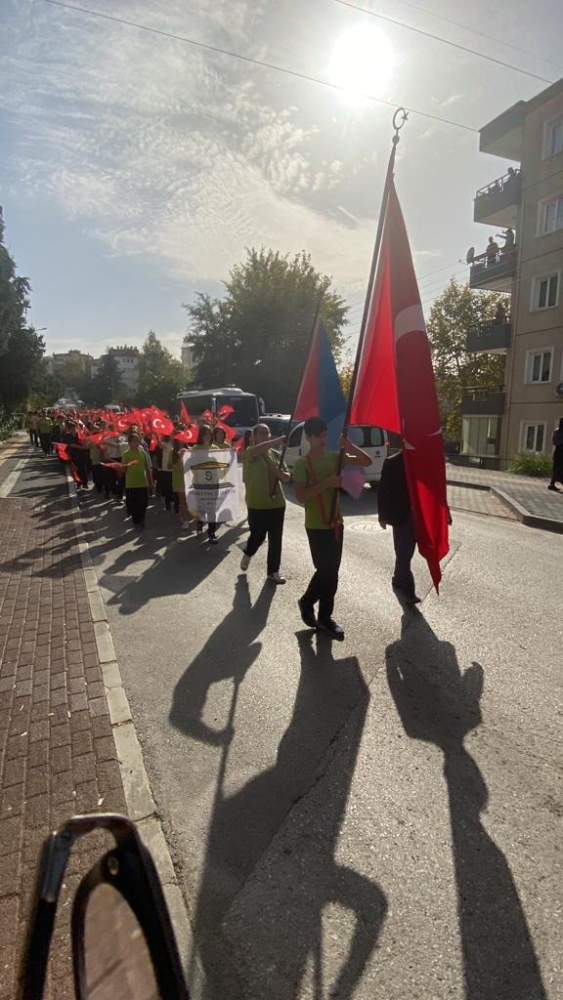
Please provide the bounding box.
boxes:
[245,506,285,575]
[104,466,124,499]
[303,528,344,622]
[392,513,416,597]
[126,487,149,526]
[39,432,52,455]
[92,465,104,494]
[157,470,177,510]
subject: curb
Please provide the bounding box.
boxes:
[64,471,207,999]
[446,475,563,534]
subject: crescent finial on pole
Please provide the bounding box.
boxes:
[392,107,409,142]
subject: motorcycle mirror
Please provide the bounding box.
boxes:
[17,814,189,1000]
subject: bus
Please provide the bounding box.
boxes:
[176,387,263,438]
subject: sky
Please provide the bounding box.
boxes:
[1,0,562,368]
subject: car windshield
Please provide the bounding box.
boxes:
[218,397,259,427]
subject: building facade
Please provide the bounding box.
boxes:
[181,343,195,377]
[463,78,563,468]
[46,349,94,378]
[91,346,140,394]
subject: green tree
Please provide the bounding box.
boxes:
[90,352,124,406]
[184,248,348,411]
[138,331,186,411]
[426,280,508,443]
[0,206,45,409]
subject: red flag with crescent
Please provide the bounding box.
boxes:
[349,181,449,589]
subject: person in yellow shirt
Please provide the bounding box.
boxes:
[121,432,154,530]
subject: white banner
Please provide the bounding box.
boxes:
[183,448,241,523]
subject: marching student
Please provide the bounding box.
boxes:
[89,427,104,495]
[154,434,176,511]
[293,416,371,640]
[172,438,190,530]
[192,423,219,544]
[38,410,53,455]
[122,432,154,530]
[103,425,127,501]
[239,424,290,584]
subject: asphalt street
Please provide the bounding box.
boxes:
[4,447,562,1000]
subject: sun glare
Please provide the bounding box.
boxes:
[329,24,395,105]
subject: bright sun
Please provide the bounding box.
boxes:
[329,24,395,104]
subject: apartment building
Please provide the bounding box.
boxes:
[91,345,140,393]
[45,349,94,378]
[462,77,563,468]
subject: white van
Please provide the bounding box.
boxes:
[284,424,388,486]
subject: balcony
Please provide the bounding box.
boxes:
[469,246,517,293]
[474,170,521,226]
[462,386,505,416]
[465,320,511,354]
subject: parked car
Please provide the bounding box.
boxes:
[284,423,388,486]
[260,413,294,438]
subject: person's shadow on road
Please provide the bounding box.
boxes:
[173,611,387,999]
[386,611,546,1000]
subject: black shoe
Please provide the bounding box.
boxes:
[548,484,559,492]
[317,618,345,640]
[298,597,317,629]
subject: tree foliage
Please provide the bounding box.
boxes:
[138,331,186,411]
[0,207,45,409]
[426,280,508,442]
[184,248,348,411]
[89,352,125,406]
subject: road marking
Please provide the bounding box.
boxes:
[0,456,29,497]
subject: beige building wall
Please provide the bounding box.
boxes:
[500,86,563,463]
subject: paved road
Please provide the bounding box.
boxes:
[4,444,562,1000]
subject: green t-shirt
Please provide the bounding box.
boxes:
[293,451,341,530]
[89,443,102,464]
[38,417,52,433]
[243,448,286,510]
[122,448,151,489]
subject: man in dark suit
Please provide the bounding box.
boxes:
[377,450,420,604]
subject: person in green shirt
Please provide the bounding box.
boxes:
[293,416,371,640]
[172,438,190,530]
[121,432,154,529]
[38,411,53,455]
[240,424,290,584]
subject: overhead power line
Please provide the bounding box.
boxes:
[393,0,563,73]
[332,0,554,85]
[41,0,479,133]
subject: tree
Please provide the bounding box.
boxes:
[426,280,508,443]
[184,248,348,411]
[90,352,124,406]
[138,331,186,411]
[338,362,355,399]
[0,206,44,409]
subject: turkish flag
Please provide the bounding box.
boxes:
[217,404,234,420]
[174,426,197,444]
[349,181,449,590]
[180,401,191,426]
[216,419,236,442]
[151,414,175,436]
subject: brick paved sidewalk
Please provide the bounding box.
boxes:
[445,461,563,528]
[0,492,127,999]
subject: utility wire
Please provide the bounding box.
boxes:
[389,0,563,73]
[333,0,554,85]
[41,0,480,133]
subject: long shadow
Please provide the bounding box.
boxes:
[284,483,379,519]
[386,612,546,1000]
[171,595,386,998]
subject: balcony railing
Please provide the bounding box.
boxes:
[469,247,517,292]
[474,169,521,225]
[465,320,511,354]
[462,386,506,416]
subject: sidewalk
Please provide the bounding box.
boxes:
[445,461,563,532]
[0,458,127,998]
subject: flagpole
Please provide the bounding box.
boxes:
[331,108,408,519]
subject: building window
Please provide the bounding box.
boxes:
[539,195,563,235]
[461,416,500,456]
[543,117,563,159]
[526,348,553,384]
[531,272,559,311]
[521,422,546,453]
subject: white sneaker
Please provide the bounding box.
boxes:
[267,572,286,585]
[240,553,251,571]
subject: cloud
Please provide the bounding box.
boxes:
[2,0,378,297]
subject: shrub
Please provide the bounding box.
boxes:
[0,406,18,441]
[509,452,552,477]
